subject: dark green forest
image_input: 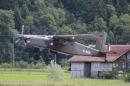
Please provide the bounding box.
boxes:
[1,0,130,65]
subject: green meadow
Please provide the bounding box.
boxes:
[0,69,129,86]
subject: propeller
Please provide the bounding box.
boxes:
[15,25,26,45]
[15,38,20,43]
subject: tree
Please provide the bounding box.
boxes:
[57,8,66,25]
[107,30,114,44]
[88,0,107,21]
[60,58,69,68]
[0,9,18,63]
[40,14,58,34]
[105,0,113,5]
[69,20,87,34]
[113,0,129,16]
[121,25,130,44]
[109,15,119,30]
[93,17,107,32]
[0,0,18,10]
[21,4,30,19]
[24,16,34,26]
[108,14,130,44]
[33,0,46,11]
[59,26,76,35]
[107,5,116,19]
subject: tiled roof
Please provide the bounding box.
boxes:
[68,45,130,62]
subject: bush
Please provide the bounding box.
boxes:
[29,62,35,69]
[60,58,70,68]
[116,76,125,80]
[0,63,12,68]
[15,61,29,68]
[101,69,113,79]
[124,73,130,82]
[46,61,64,81]
[35,62,46,69]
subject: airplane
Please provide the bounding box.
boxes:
[16,25,117,61]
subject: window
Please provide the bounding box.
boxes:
[122,63,126,68]
[128,63,130,68]
[127,53,130,59]
[94,63,100,68]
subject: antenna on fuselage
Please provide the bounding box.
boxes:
[21,25,24,34]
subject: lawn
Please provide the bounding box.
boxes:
[0,69,129,86]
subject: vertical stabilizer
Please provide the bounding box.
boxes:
[95,32,107,51]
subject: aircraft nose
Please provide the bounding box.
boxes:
[16,34,24,38]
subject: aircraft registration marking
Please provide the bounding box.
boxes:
[83,49,91,54]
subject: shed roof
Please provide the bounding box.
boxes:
[68,45,130,62]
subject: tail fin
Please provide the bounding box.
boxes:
[95,32,107,51]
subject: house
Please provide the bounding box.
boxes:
[68,45,130,78]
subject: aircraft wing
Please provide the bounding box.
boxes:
[52,34,99,42]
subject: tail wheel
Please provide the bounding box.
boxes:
[47,54,53,61]
[34,53,40,60]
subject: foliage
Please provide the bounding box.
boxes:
[46,61,64,81]
[35,62,46,69]
[59,58,69,68]
[15,60,29,68]
[101,68,113,79]
[0,63,12,68]
[1,60,46,69]
[124,73,130,82]
[1,0,130,64]
[0,9,18,63]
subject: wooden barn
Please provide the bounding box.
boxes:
[68,45,130,78]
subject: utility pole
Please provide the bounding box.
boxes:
[54,54,56,64]
[12,37,15,68]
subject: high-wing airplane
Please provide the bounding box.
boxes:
[16,25,116,60]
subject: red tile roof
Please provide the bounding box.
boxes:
[68,45,130,62]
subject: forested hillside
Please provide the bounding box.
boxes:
[0,0,130,64]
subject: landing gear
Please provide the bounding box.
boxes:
[46,48,54,61]
[47,54,53,61]
[33,48,56,62]
[34,53,40,60]
[33,48,42,60]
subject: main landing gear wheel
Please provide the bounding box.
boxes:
[47,54,53,61]
[34,53,40,60]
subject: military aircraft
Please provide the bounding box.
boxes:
[16,25,116,60]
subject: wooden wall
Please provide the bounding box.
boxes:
[70,62,112,78]
[71,62,84,78]
[91,62,112,78]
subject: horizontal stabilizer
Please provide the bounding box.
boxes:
[101,50,118,54]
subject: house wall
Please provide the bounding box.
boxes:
[91,62,113,78]
[70,62,113,78]
[115,52,130,68]
[127,52,130,68]
[70,62,84,78]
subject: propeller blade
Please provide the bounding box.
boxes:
[21,25,24,34]
[15,38,20,43]
[22,38,26,45]
[23,41,26,45]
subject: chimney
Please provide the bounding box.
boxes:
[108,43,111,51]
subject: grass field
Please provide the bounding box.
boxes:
[0,69,129,86]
